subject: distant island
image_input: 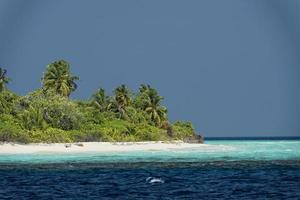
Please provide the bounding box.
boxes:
[0,60,203,144]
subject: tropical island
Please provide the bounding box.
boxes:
[0,60,203,145]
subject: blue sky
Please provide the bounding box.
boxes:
[0,0,300,137]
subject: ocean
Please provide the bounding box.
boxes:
[1,138,300,199]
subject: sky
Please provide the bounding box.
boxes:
[0,0,299,137]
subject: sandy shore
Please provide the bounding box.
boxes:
[0,141,205,154]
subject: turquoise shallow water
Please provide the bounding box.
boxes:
[1,140,299,163]
[1,139,300,199]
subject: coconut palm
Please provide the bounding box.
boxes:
[114,84,131,106]
[42,60,79,97]
[139,84,151,94]
[111,84,132,118]
[0,68,10,92]
[142,88,168,126]
[135,84,168,126]
[92,88,111,112]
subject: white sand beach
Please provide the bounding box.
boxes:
[0,141,206,154]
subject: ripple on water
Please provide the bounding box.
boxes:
[0,160,300,199]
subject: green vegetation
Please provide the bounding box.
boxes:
[42,60,79,97]
[0,60,198,143]
[0,68,10,92]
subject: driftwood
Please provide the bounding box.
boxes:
[74,143,84,147]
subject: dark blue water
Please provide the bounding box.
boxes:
[1,160,300,200]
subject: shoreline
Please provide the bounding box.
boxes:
[0,141,206,154]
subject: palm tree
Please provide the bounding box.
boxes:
[139,84,151,94]
[112,84,132,118]
[142,88,168,126]
[0,68,10,92]
[92,88,111,112]
[42,60,79,97]
[135,84,168,126]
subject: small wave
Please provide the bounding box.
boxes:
[146,177,165,184]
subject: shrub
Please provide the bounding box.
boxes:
[0,128,30,144]
[0,85,198,143]
[134,123,168,141]
[19,106,47,130]
[172,121,195,139]
[28,128,72,143]
[15,89,84,131]
[71,130,104,142]
[0,116,29,143]
[0,90,19,115]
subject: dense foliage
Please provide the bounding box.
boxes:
[0,60,197,143]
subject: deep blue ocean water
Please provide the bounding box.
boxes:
[1,138,300,199]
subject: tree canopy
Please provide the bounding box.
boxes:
[0,60,197,143]
[42,60,79,97]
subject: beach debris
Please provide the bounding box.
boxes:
[74,143,84,147]
[64,144,72,148]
